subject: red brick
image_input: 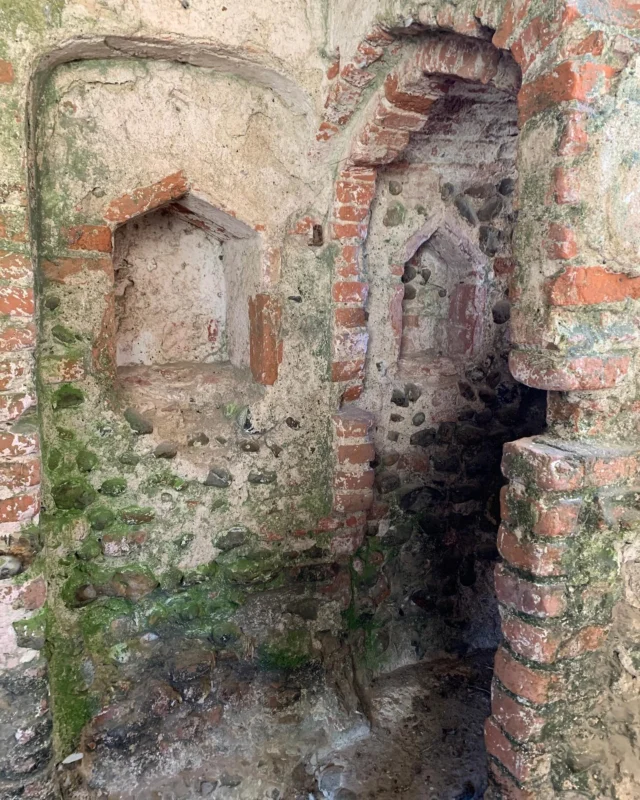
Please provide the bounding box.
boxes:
[0,322,35,354]
[518,62,618,126]
[570,30,606,58]
[333,409,374,438]
[41,355,85,385]
[384,73,437,115]
[373,98,428,132]
[354,40,384,69]
[0,59,14,84]
[502,438,585,492]
[333,490,374,514]
[0,357,27,391]
[334,203,370,222]
[546,223,577,260]
[509,351,631,392]
[365,26,396,46]
[334,470,375,490]
[484,717,549,783]
[0,457,40,493]
[494,257,516,277]
[491,686,546,742]
[495,563,566,619]
[494,646,560,705]
[558,111,589,156]
[497,524,566,577]
[249,294,281,386]
[557,625,608,658]
[548,265,640,306]
[340,166,377,183]
[326,57,340,80]
[340,62,375,89]
[335,307,366,328]
[0,492,40,523]
[64,224,112,253]
[492,0,533,50]
[488,762,537,800]
[533,499,581,537]
[502,484,581,538]
[501,615,561,664]
[0,392,34,423]
[0,250,30,281]
[341,383,364,403]
[553,167,580,205]
[590,453,637,486]
[288,215,320,236]
[336,243,361,276]
[337,443,375,465]
[315,515,343,532]
[41,255,113,283]
[316,121,340,141]
[0,431,38,457]
[416,35,500,83]
[333,281,368,305]
[104,171,189,223]
[332,359,365,382]
[511,13,560,72]
[335,179,376,206]
[331,221,368,240]
[0,286,34,317]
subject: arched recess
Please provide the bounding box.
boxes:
[40,171,281,391]
[327,17,640,800]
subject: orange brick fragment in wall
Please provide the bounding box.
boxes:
[0,59,14,84]
[548,266,640,306]
[64,224,113,253]
[518,62,618,126]
[104,171,189,224]
[249,294,282,386]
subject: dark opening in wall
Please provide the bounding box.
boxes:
[356,53,547,673]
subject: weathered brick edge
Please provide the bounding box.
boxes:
[486,436,637,796]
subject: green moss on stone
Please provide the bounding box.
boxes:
[51,324,77,344]
[48,448,62,470]
[119,506,155,525]
[52,478,97,510]
[46,617,92,756]
[259,629,313,670]
[51,384,84,410]
[86,505,115,531]
[76,449,98,472]
[100,477,127,496]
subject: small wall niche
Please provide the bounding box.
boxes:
[113,195,259,371]
[399,226,486,363]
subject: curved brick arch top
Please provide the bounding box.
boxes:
[329,33,520,400]
[348,33,521,168]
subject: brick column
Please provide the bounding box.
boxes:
[485,5,640,795]
[0,58,53,796]
[330,167,376,403]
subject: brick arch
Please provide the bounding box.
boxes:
[46,171,282,387]
[328,9,638,798]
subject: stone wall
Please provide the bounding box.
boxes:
[0,1,639,799]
